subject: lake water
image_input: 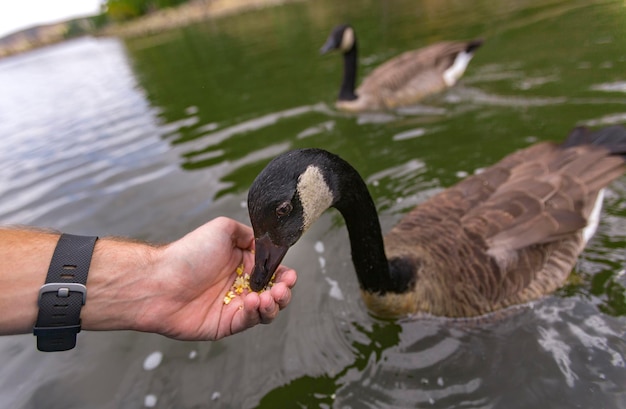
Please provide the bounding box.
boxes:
[1,0,625,407]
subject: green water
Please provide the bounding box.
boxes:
[0,0,625,407]
[125,0,626,187]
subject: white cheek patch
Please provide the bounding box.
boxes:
[297,165,334,231]
[340,27,355,52]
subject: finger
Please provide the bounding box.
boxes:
[226,219,254,250]
[229,292,261,335]
[258,291,280,324]
[274,266,297,289]
[270,282,292,310]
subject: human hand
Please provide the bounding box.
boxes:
[134,217,297,341]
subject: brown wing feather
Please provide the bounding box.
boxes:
[383,139,625,317]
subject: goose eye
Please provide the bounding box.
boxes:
[276,202,293,217]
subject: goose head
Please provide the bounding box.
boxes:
[248,149,339,291]
[320,24,356,55]
[248,149,408,296]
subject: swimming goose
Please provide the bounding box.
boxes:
[320,24,483,112]
[248,126,626,318]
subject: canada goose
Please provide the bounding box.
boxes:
[320,24,483,112]
[247,126,626,318]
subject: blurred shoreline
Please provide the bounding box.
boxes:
[0,0,300,59]
[99,0,300,38]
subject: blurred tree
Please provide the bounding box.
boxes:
[104,0,191,21]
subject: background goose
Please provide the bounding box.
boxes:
[248,125,626,318]
[320,24,483,112]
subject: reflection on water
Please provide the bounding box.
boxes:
[0,0,625,407]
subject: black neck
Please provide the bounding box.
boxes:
[338,42,358,101]
[329,159,395,293]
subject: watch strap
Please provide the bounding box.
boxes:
[33,233,98,352]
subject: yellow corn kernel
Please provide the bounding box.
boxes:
[223,264,276,304]
[236,264,244,276]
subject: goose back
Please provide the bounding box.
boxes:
[357,41,482,109]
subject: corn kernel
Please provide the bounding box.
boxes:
[223,263,276,304]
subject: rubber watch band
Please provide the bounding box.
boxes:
[33,233,98,352]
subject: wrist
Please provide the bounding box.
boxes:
[125,242,191,336]
[80,237,159,333]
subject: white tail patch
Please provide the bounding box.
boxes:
[582,189,605,244]
[297,165,334,231]
[443,51,473,86]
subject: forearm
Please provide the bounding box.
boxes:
[0,228,58,334]
[0,228,157,335]
[0,218,296,343]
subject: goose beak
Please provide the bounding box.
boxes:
[250,233,289,291]
[320,38,336,55]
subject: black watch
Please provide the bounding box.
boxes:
[33,233,98,352]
